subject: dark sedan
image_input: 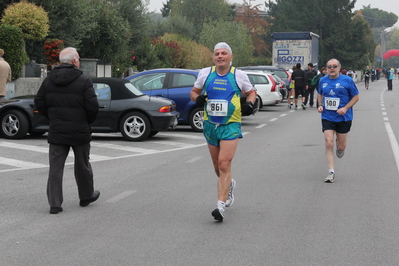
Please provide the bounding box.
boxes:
[0,78,179,141]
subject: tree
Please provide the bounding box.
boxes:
[171,0,232,38]
[109,0,148,49]
[1,1,49,41]
[385,28,399,67]
[234,1,270,57]
[161,0,172,17]
[0,24,29,80]
[199,20,254,66]
[359,5,398,29]
[150,15,196,40]
[161,33,212,68]
[32,0,96,47]
[264,0,376,68]
[78,1,131,69]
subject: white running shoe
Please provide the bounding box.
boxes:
[225,179,236,207]
[211,201,225,221]
[324,172,335,183]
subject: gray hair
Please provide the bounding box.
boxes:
[59,47,79,64]
[327,58,341,67]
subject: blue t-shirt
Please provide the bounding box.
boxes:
[318,74,359,122]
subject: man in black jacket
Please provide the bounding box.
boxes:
[291,63,308,110]
[304,63,317,108]
[35,47,100,214]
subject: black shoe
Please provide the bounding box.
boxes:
[50,207,63,214]
[80,190,100,207]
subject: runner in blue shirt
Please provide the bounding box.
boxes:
[317,58,359,183]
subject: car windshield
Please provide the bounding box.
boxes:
[263,69,287,79]
[247,74,270,84]
[130,73,166,91]
[125,82,144,96]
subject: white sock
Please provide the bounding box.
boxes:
[328,169,335,174]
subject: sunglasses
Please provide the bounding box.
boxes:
[327,65,339,69]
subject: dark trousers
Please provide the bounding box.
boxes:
[47,143,94,207]
[388,79,393,91]
[304,87,315,106]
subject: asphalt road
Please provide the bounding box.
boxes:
[1,77,399,265]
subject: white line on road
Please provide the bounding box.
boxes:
[0,141,111,161]
[186,156,202,163]
[91,142,157,154]
[105,190,137,203]
[156,132,204,140]
[256,124,267,128]
[0,156,47,168]
[381,89,399,174]
[270,118,278,122]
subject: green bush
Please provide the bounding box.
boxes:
[0,24,29,80]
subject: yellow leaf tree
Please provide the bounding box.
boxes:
[1,0,49,41]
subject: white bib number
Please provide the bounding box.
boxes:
[325,97,340,110]
[207,99,228,116]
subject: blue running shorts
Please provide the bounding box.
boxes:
[203,120,242,147]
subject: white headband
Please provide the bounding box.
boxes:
[214,42,232,54]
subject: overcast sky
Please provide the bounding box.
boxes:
[147,0,399,28]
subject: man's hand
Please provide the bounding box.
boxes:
[196,95,207,107]
[241,101,254,116]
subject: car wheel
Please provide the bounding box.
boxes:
[1,110,29,139]
[120,112,151,141]
[189,107,204,132]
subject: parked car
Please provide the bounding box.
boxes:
[238,66,290,99]
[0,78,179,141]
[244,71,282,108]
[126,68,259,132]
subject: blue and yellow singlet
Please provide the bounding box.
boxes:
[203,66,242,124]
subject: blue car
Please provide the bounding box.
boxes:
[126,69,203,131]
[126,68,259,132]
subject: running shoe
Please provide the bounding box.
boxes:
[336,149,345,158]
[295,106,298,110]
[301,103,307,110]
[324,172,335,183]
[211,201,225,221]
[225,179,236,207]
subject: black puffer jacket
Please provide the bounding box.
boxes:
[34,64,99,145]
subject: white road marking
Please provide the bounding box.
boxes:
[256,124,267,128]
[105,190,137,203]
[381,89,399,173]
[91,142,157,154]
[156,132,204,140]
[270,118,278,122]
[186,156,202,163]
[150,140,196,148]
[0,157,47,168]
[0,141,111,161]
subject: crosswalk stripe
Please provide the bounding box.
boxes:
[0,141,111,161]
[156,132,204,140]
[90,142,158,154]
[0,156,47,168]
[149,140,196,147]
